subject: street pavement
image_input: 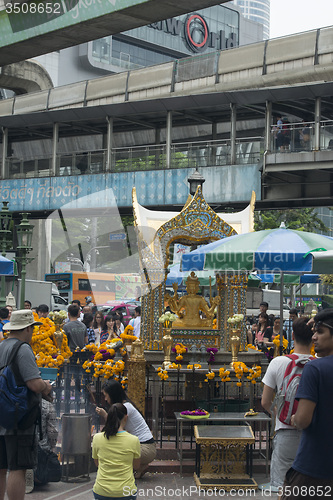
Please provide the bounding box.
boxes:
[23,472,279,500]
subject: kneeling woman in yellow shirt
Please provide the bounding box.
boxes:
[92,403,141,500]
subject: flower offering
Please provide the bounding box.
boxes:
[158,311,178,328]
[227,313,244,326]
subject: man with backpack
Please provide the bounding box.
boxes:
[261,317,314,492]
[0,310,53,500]
[281,309,333,499]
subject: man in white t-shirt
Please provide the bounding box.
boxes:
[133,306,141,338]
[261,317,314,492]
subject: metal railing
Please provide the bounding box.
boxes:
[270,119,333,153]
[5,137,264,179]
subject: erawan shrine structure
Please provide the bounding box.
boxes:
[131,186,264,490]
[133,185,256,353]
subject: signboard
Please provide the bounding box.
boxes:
[0,164,261,212]
[109,233,126,241]
[115,275,141,300]
[54,261,71,273]
[173,244,191,264]
[45,272,72,291]
[150,12,238,53]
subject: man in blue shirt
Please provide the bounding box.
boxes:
[281,308,333,499]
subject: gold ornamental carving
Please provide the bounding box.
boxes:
[199,442,247,476]
[127,340,146,416]
[132,186,254,349]
[156,186,237,269]
[162,328,173,369]
[53,325,64,354]
[230,328,241,365]
[131,338,145,360]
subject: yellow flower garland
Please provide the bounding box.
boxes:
[30,314,72,367]
[273,336,289,351]
[219,367,231,382]
[174,342,187,362]
[204,370,215,382]
[187,363,201,370]
[232,361,249,387]
[120,325,137,342]
[246,365,262,384]
[157,366,169,380]
[81,340,126,379]
[169,362,181,369]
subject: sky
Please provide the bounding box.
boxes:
[270,0,331,38]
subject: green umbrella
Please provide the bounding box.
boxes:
[182,228,333,274]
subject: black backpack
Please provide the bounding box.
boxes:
[0,340,41,431]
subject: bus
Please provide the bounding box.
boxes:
[45,272,141,305]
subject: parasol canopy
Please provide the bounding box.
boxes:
[181,227,333,274]
[0,255,14,276]
[257,274,320,284]
[166,263,262,287]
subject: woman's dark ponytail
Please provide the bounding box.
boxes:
[103,403,127,439]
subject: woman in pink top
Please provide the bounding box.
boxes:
[254,312,270,346]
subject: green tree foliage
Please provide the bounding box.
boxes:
[254,208,330,234]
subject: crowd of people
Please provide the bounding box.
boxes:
[246,301,298,357]
[2,299,142,352]
[260,308,333,499]
[0,301,154,500]
[1,296,332,499]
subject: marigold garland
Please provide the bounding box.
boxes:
[232,361,249,387]
[172,343,187,362]
[246,344,257,351]
[30,314,72,367]
[204,370,215,383]
[157,366,169,380]
[246,365,262,385]
[219,367,231,382]
[169,362,181,369]
[120,325,137,342]
[273,336,289,351]
[81,339,126,379]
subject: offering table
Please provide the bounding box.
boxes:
[194,425,257,491]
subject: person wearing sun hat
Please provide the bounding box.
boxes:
[0,309,53,500]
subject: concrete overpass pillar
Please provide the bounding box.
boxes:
[1,127,8,179]
[106,116,113,172]
[230,103,237,165]
[212,122,217,141]
[51,123,59,176]
[265,101,272,153]
[166,111,172,169]
[155,127,161,169]
[314,97,321,151]
[37,219,52,279]
[212,122,217,165]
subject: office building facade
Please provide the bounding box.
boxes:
[231,0,270,39]
[35,3,263,87]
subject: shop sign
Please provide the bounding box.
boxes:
[149,12,238,53]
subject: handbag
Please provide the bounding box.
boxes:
[35,446,61,484]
